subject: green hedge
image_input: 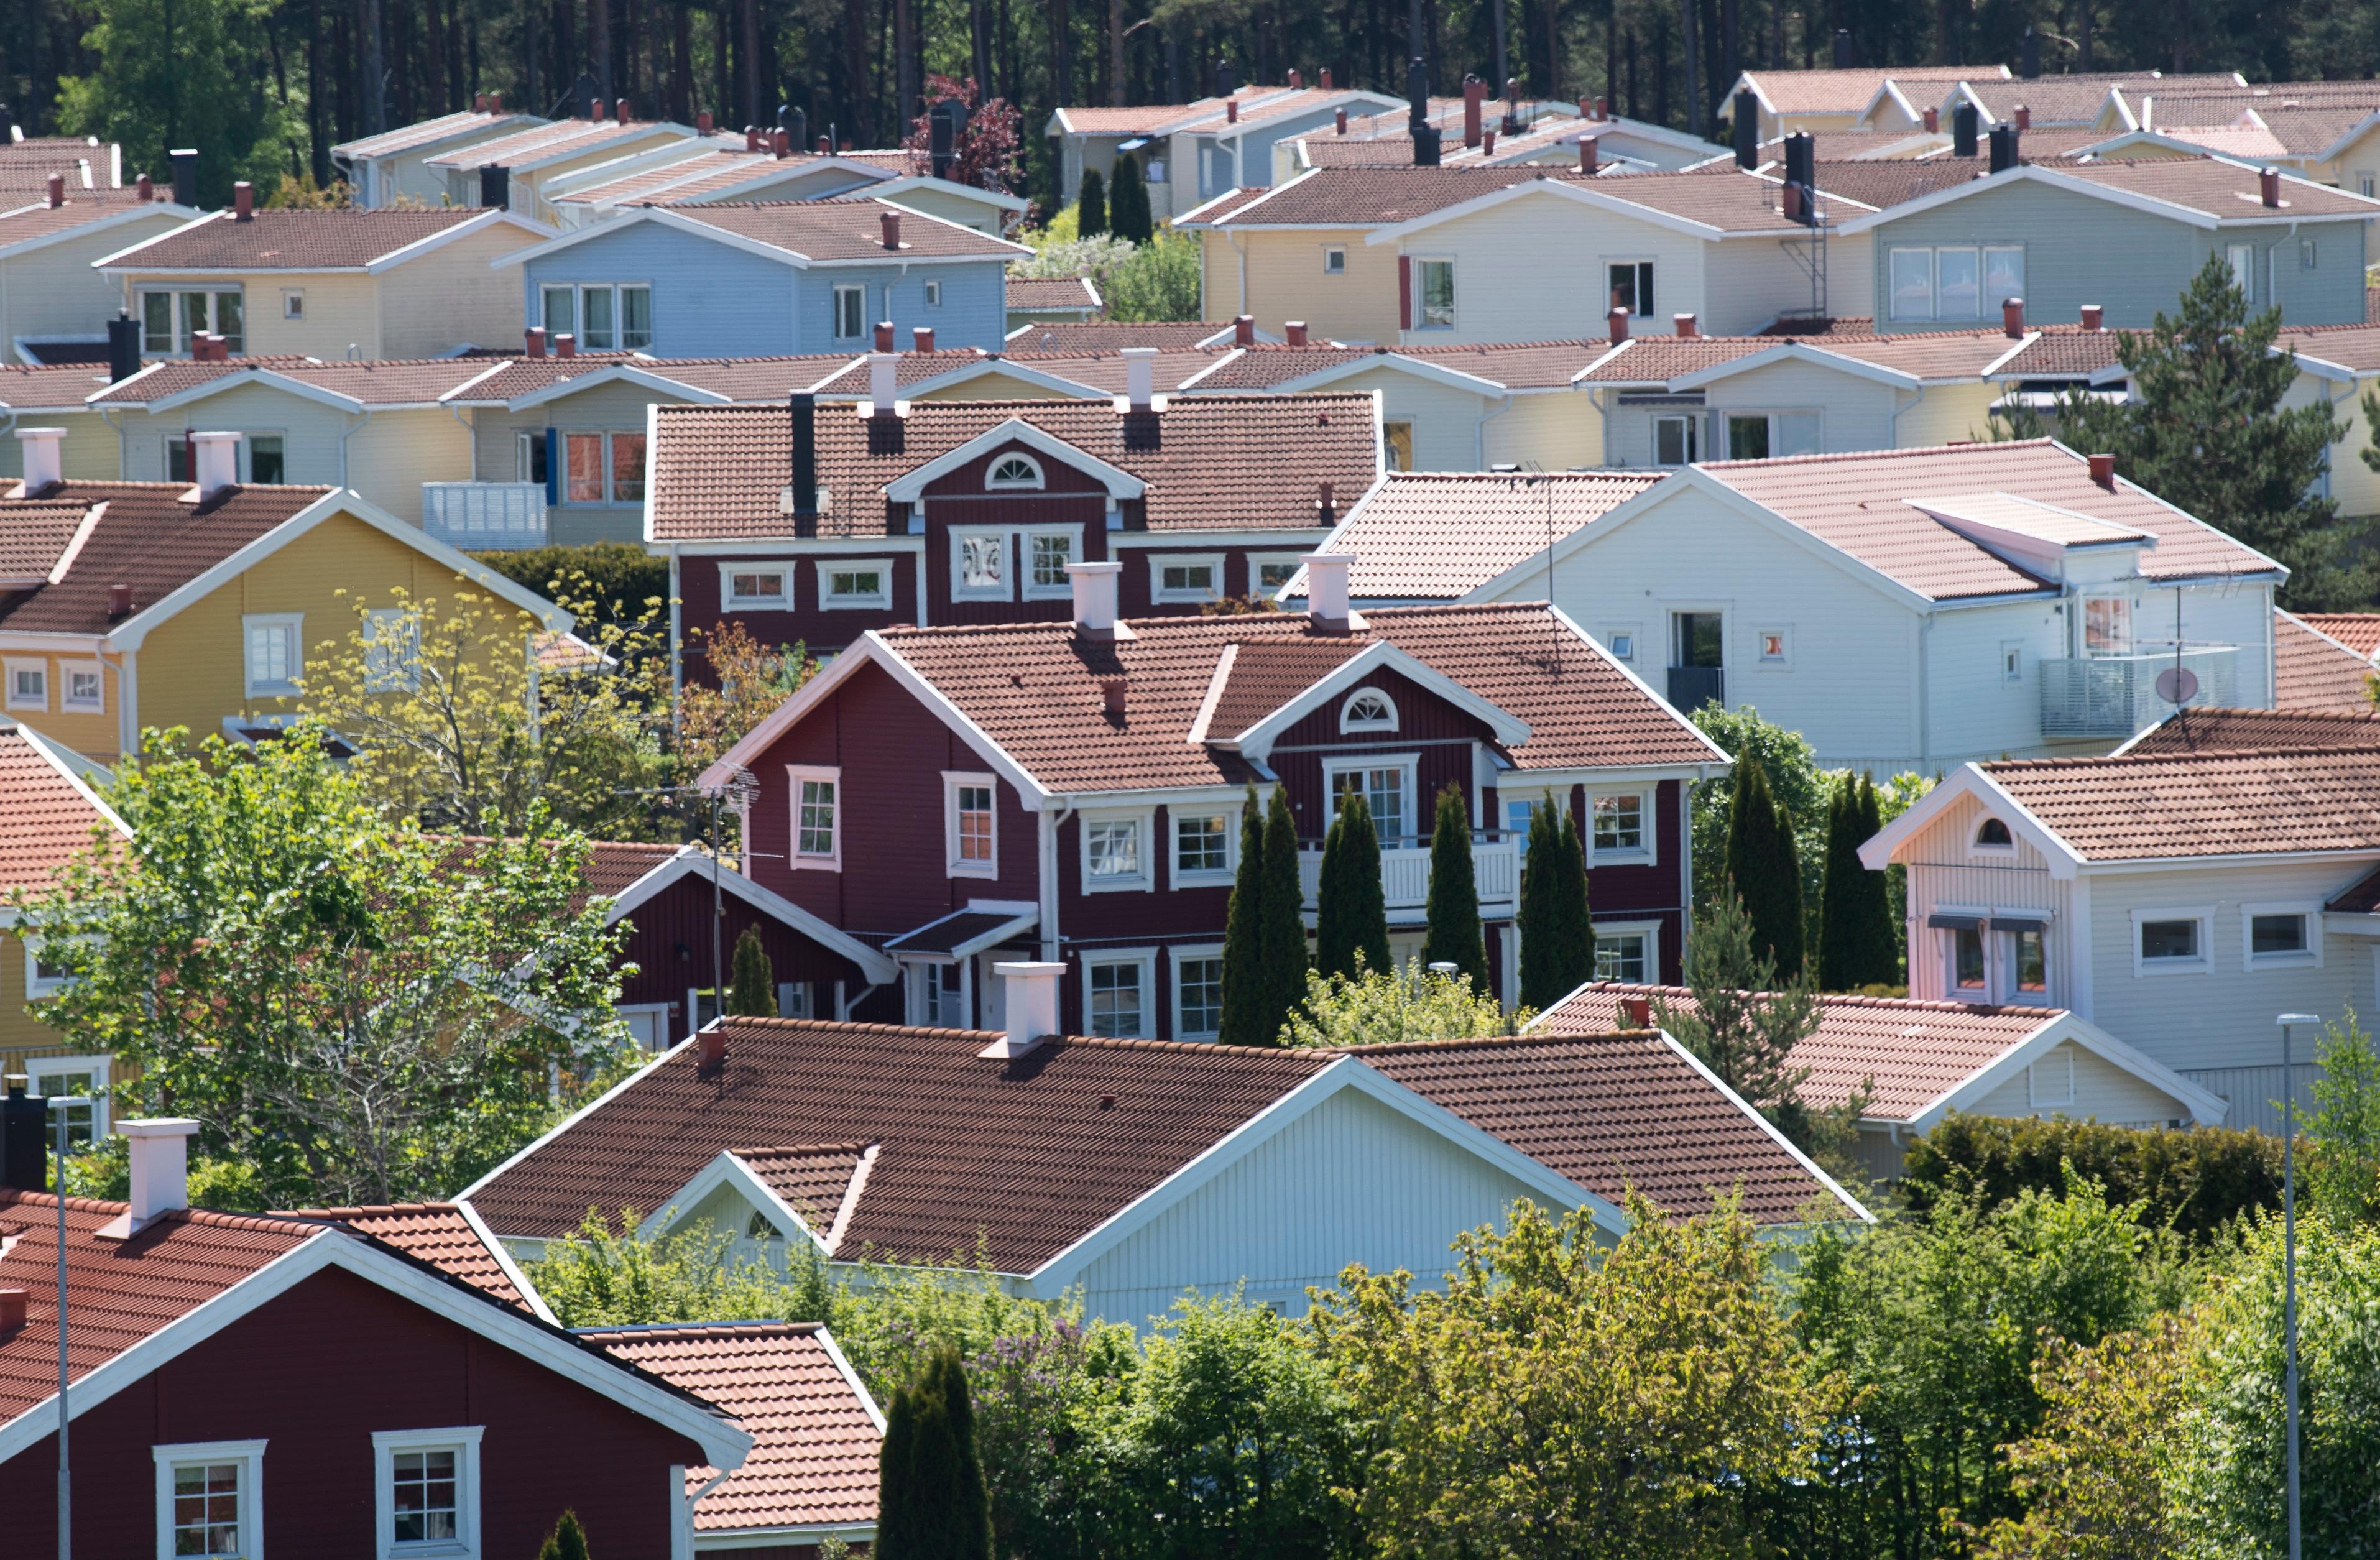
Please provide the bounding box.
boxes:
[470,543,669,628]
[1900,1114,2285,1243]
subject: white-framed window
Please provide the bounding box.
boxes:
[1172,943,1225,1040]
[1081,808,1155,892]
[1323,755,1418,846]
[1023,530,1078,599]
[4,658,48,712]
[1415,257,1455,328]
[540,282,652,349]
[1083,949,1155,1037]
[1248,553,1304,596]
[2008,923,2050,1003]
[719,563,793,611]
[1150,553,1225,604]
[944,771,999,877]
[1589,791,1651,861]
[1339,687,1398,733]
[57,660,104,713]
[1607,259,1654,317]
[1654,413,1698,466]
[1724,410,1821,459]
[951,527,1012,601]
[2300,239,2318,270]
[361,609,420,694]
[2362,172,2376,198]
[1323,245,1347,274]
[27,1052,109,1148]
[1592,920,1660,982]
[1603,627,1637,661]
[24,939,70,1000]
[1888,247,1935,320]
[817,558,893,610]
[281,288,305,320]
[1935,246,1981,318]
[1172,808,1235,885]
[833,285,867,341]
[2001,640,2024,683]
[1502,795,1542,841]
[787,765,842,869]
[985,451,1046,491]
[2225,242,2254,298]
[925,279,943,306]
[2029,1045,2075,1109]
[1972,816,2017,854]
[911,959,964,1027]
[138,288,244,354]
[560,430,645,504]
[1888,246,2023,321]
[242,612,303,698]
[1985,246,2024,306]
[2082,596,2132,655]
[2243,901,2322,969]
[1948,922,1989,995]
[154,1439,267,1560]
[1755,627,1791,666]
[374,1426,483,1559]
[2133,906,2213,976]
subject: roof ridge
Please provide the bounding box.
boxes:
[579,1319,824,1338]
[1705,436,2059,469]
[1562,979,2065,1019]
[1348,1027,1656,1055]
[873,598,1549,641]
[1989,739,2380,770]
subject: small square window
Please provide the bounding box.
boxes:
[1026,532,1074,597]
[5,660,48,711]
[62,664,103,711]
[282,289,305,320]
[1152,555,1223,603]
[1087,818,1143,881]
[242,614,303,698]
[2250,911,2312,961]
[925,279,943,306]
[1251,555,1303,594]
[29,1055,108,1147]
[948,775,997,876]
[1605,630,1635,660]
[1757,629,1789,663]
[2002,642,2023,683]
[155,1441,267,1560]
[1654,414,1697,466]
[723,567,791,609]
[1174,813,1230,879]
[955,531,1010,598]
[374,1426,484,1559]
[1592,793,1644,855]
[1323,246,1346,274]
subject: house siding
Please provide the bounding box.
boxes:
[374,221,542,357]
[1963,1038,2194,1127]
[111,386,471,517]
[611,869,878,1035]
[0,412,117,481]
[0,648,121,757]
[1217,227,1400,344]
[678,547,925,663]
[2,211,190,344]
[1391,196,1715,344]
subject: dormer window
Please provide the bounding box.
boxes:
[1340,688,1398,733]
[1974,818,2014,851]
[986,453,1045,491]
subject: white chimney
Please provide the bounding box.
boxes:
[1304,551,1353,630]
[1068,560,1123,637]
[190,430,241,499]
[979,961,1066,1058]
[15,427,65,492]
[867,351,898,418]
[121,1117,200,1225]
[1122,345,1157,412]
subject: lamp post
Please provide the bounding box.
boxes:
[48,1087,69,1560]
[2277,1012,2317,1560]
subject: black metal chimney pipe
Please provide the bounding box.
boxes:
[170,147,198,208]
[477,163,509,209]
[2021,24,2041,78]
[928,101,957,178]
[1988,122,2019,173]
[1408,55,1440,164]
[106,310,139,384]
[788,107,809,157]
[1953,102,1980,158]
[1832,28,1852,68]
[1733,88,1760,167]
[1216,59,1235,98]
[0,1082,46,1193]
[788,392,818,533]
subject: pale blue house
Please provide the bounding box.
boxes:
[496,198,1025,356]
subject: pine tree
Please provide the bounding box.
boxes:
[1421,783,1488,993]
[537,1512,591,1560]
[1725,761,1804,979]
[1315,791,1390,980]
[1814,779,1857,991]
[1516,794,1591,1009]
[933,1349,994,1560]
[1216,791,1270,1046]
[726,925,776,1016]
[1846,775,1901,987]
[1255,787,1310,1043]
[1652,887,1820,1123]
[1107,154,1154,243]
[874,1345,991,1560]
[1077,166,1107,236]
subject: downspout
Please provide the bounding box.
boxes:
[1889,382,1928,447]
[115,647,139,759]
[443,398,478,479]
[2321,375,2356,501]
[1917,612,1933,765]
[1473,391,1513,467]
[1038,801,1075,962]
[338,407,376,491]
[1591,385,1615,466]
[677,1466,734,1560]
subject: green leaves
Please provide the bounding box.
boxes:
[1279,958,1523,1049]
[1516,793,1590,1012]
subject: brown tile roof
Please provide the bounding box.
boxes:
[0,192,156,249]
[548,149,778,206]
[1993,325,2128,377]
[1982,743,2380,858]
[1002,321,1230,353]
[2272,322,2380,375]
[91,356,504,406]
[1005,274,1102,312]
[2122,706,2380,756]
[2052,156,2380,219]
[670,200,1021,261]
[1309,469,1661,599]
[464,1017,1333,1261]
[1359,1029,1853,1222]
[101,207,497,270]
[1199,165,1553,226]
[422,117,683,170]
[0,724,119,896]
[0,498,88,581]
[2275,610,2379,715]
[1185,339,1611,392]
[0,480,331,635]
[1539,982,2064,1122]
[1960,73,2238,126]
[590,1322,881,1535]
[0,1191,319,1420]
[1199,636,1372,737]
[978,348,1225,395]
[1819,328,2036,378]
[1576,335,1783,381]
[1739,65,1993,118]
[1700,440,2278,598]
[0,361,113,410]
[285,1202,528,1306]
[736,1144,869,1238]
[872,601,1720,793]
[333,108,533,160]
[645,395,1380,541]
[1796,156,1990,209]
[2296,612,2380,657]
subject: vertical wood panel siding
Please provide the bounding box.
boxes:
[612,872,871,1020]
[680,549,923,670]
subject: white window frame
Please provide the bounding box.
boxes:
[1170,941,1227,1040]
[1150,552,1227,605]
[1888,247,1935,321]
[1983,245,2025,307]
[816,558,894,611]
[26,1051,111,1145]
[1338,687,1399,733]
[372,1426,484,1559]
[787,764,843,870]
[281,288,305,320]
[2132,905,2215,977]
[25,939,72,999]
[1754,626,1792,668]
[1723,410,1819,461]
[1653,413,1699,466]
[950,525,1015,602]
[718,563,793,611]
[137,287,246,355]
[57,660,104,713]
[1170,806,1237,887]
[1082,947,1158,1037]
[1080,806,1156,893]
[1022,527,1084,601]
[1933,244,1983,319]
[1321,754,1421,847]
[2225,241,2254,299]
[2003,923,2053,1007]
[925,279,943,306]
[538,281,652,351]
[943,770,1000,879]
[241,612,304,698]
[2242,900,2323,970]
[2028,1045,2075,1109]
[1969,816,2018,857]
[1602,626,1639,662]
[2001,639,2024,684]
[4,657,48,712]
[1322,245,1347,274]
[616,1002,675,1050]
[906,958,965,1027]
[985,451,1046,491]
[154,1439,267,1560]
[557,428,645,507]
[1413,255,1457,329]
[1606,258,1656,318]
[833,284,867,341]
[1247,552,1305,598]
[1586,789,1655,864]
[1943,917,1992,998]
[1590,918,1662,983]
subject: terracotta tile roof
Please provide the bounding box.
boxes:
[549,149,780,206]
[2127,121,2297,160]
[102,207,496,270]
[0,480,331,635]
[1006,275,1102,312]
[980,348,1227,394]
[1309,469,1661,599]
[0,1191,319,1421]
[1577,335,1782,381]
[333,108,533,159]
[736,1144,869,1237]
[1198,165,1553,226]
[1358,1030,1853,1222]
[1199,637,1372,736]
[2122,706,2380,756]
[2272,322,2380,375]
[465,1017,1334,1262]
[1960,73,2236,126]
[2052,156,2380,219]
[1996,124,2128,159]
[1814,327,2033,377]
[2295,612,2380,657]
[645,395,1379,541]
[422,117,681,170]
[0,724,119,896]
[1993,325,2126,377]
[1794,156,1990,209]
[0,498,88,580]
[92,356,503,406]
[1002,321,1230,353]
[1699,440,2277,598]
[0,192,156,249]
[1738,66,1993,118]
[0,149,118,196]
[0,360,113,408]
[670,200,1022,261]
[1981,743,2380,858]
[872,602,1720,793]
[590,1322,881,1535]
[2275,610,2379,714]
[1539,982,2062,1122]
[285,1202,528,1306]
[1185,339,1610,392]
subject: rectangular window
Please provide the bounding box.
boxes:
[2248,909,2315,965]
[29,1058,106,1148]
[2363,173,2376,198]
[925,279,943,306]
[1591,793,1644,855]
[25,941,70,998]
[1674,611,1724,668]
[818,559,892,610]
[2226,242,2254,298]
[1152,555,1223,602]
[2002,640,2024,683]
[580,284,616,350]
[1176,954,1224,1040]
[1087,818,1143,881]
[1593,931,1649,982]
[955,531,1008,598]
[2012,927,2048,997]
[724,567,791,609]
[1654,415,1698,466]
[790,767,840,867]
[1607,260,1654,317]
[2140,918,2200,962]
[1174,812,1231,879]
[834,285,866,341]
[609,431,645,502]
[247,435,285,484]
[61,663,104,712]
[141,290,174,353]
[2083,596,2131,655]
[1983,246,2025,307]
[1726,413,1771,461]
[917,961,962,1027]
[362,609,419,693]
[1503,797,1538,840]
[541,284,577,339]
[1025,532,1075,598]
[154,1441,266,1560]
[1416,259,1455,327]
[137,290,243,354]
[375,1426,482,1558]
[1605,629,1636,660]
[1935,246,1981,318]
[242,614,302,698]
[1889,247,1935,320]
[1087,959,1146,1037]
[565,432,606,504]
[947,774,997,876]
[5,660,47,711]
[1329,764,1409,845]
[1383,420,1414,471]
[282,288,305,320]
[1758,629,1789,663]
[1250,555,1304,595]
[1950,926,1987,993]
[517,430,548,486]
[619,284,652,349]
[1323,246,1346,274]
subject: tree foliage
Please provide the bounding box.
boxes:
[1076,165,1107,234]
[528,1207,832,1327]
[1247,786,1309,1046]
[1216,792,1273,1047]
[1515,795,1590,1012]
[1689,704,1829,923]
[1100,229,1202,322]
[676,619,821,780]
[1419,783,1487,992]
[879,1345,996,1560]
[1652,887,1832,1134]
[1901,1115,2284,1245]
[53,0,300,203]
[2307,1007,2380,1226]
[1106,154,1153,244]
[535,1510,591,1560]
[1726,760,1806,978]
[1280,959,1523,1048]
[1314,791,1390,982]
[897,76,1024,193]
[727,925,776,1016]
[470,542,669,634]
[1819,774,1899,990]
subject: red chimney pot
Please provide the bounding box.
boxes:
[913,325,935,352]
[1288,68,1303,89]
[1622,997,1651,1028]
[488,93,502,113]
[1335,107,1348,135]
[1674,313,1698,338]
[616,99,631,124]
[1924,106,1939,133]
[2088,452,2116,489]
[874,320,895,352]
[1464,78,1485,149]
[1608,307,1629,346]
[136,173,153,201]
[1286,320,1309,346]
[555,332,577,358]
[233,180,253,220]
[2002,295,2025,338]
[697,1028,727,1074]
[774,128,791,158]
[2261,166,2282,206]
[1579,136,1600,175]
[2014,104,2031,130]
[45,173,62,208]
[1227,100,1240,122]
[525,326,547,358]
[1321,67,1333,90]
[881,210,902,249]
[819,136,833,154]
[108,584,133,617]
[1318,480,1334,517]
[1234,314,1256,348]
[1482,128,1497,154]
[2080,303,2105,330]
[744,126,760,152]
[697,110,713,134]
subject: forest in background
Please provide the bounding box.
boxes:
[11,0,2380,211]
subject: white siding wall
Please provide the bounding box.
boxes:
[1703,358,1901,451]
[1,211,191,342]
[1396,195,1710,344]
[1963,1038,2194,1128]
[1700,228,1871,333]
[1924,597,2071,764]
[1899,789,2072,1004]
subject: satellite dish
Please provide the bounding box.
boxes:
[2156,666,2200,705]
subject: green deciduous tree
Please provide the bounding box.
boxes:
[527,1207,831,1327]
[2307,1007,2380,1226]
[1899,1115,2284,1245]
[54,0,302,205]
[1818,775,1899,990]
[1106,155,1153,244]
[1421,783,1487,992]
[1103,229,1202,322]
[1725,760,1806,978]
[1076,165,1107,234]
[727,925,776,1017]
[1217,792,1273,1046]
[1252,787,1310,1045]
[1314,791,1390,981]
[879,1345,995,1560]
[1281,959,1523,1048]
[1516,795,1590,1011]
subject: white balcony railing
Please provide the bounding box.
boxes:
[1298,837,1520,915]
[2038,647,2236,740]
[423,481,548,550]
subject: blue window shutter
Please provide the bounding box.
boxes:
[544,428,560,504]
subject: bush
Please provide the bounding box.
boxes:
[1103,230,1202,322]
[1900,1115,2284,1244]
[471,542,669,629]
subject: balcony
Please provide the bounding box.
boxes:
[2038,647,2236,740]
[1298,836,1520,917]
[423,482,548,550]
[1666,665,1725,713]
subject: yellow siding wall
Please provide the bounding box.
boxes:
[1,930,65,1066]
[2284,371,2380,519]
[0,412,121,482]
[1216,228,1399,343]
[1199,231,1243,319]
[517,132,696,223]
[377,222,541,357]
[1891,381,2005,448]
[121,270,391,360]
[878,188,1013,235]
[0,651,122,758]
[912,369,1092,403]
[341,408,476,519]
[2,211,191,343]
[1484,390,1602,469]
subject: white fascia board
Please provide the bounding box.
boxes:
[87,208,224,270]
[1194,168,1316,227]
[664,537,926,558]
[453,1196,560,1324]
[1568,338,1636,383]
[1656,1028,1875,1225]
[837,196,1033,257]
[898,358,1110,401]
[0,200,201,262]
[1264,352,1511,397]
[1906,1012,2231,1133]
[1669,341,1920,392]
[641,1150,833,1256]
[7,722,131,838]
[366,208,556,273]
[1363,175,1730,247]
[2281,348,2366,385]
[2314,110,2380,163]
[1224,639,1532,757]
[809,1327,887,1433]
[608,851,900,984]
[504,363,730,410]
[869,173,1031,213]
[142,367,367,415]
[1856,762,2084,877]
[1170,348,1247,391]
[78,358,178,405]
[881,418,1144,504]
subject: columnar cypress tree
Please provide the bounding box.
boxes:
[1315,791,1391,979]
[1814,779,1855,990]
[874,1345,992,1560]
[726,925,776,1016]
[1725,760,1805,979]
[1421,783,1489,992]
[1255,787,1310,1042]
[1107,155,1154,243]
[537,1512,591,1560]
[1817,775,1900,991]
[1847,775,1902,987]
[1216,791,1268,1046]
[1516,795,1591,1009]
[1077,165,1108,236]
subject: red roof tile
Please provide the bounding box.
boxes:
[0,499,88,581]
[285,1202,528,1306]
[670,200,1021,262]
[2121,705,2380,756]
[101,207,502,270]
[1005,275,1102,312]
[2296,612,2380,657]
[0,481,331,635]
[333,108,533,160]
[1737,65,1993,118]
[2274,610,2379,715]
[1194,165,1555,226]
[0,193,159,250]
[1309,469,1661,599]
[1982,744,2380,859]
[0,361,127,408]
[91,356,505,407]
[2053,155,2380,219]
[1002,321,1231,353]
[0,725,120,896]
[736,1145,870,1242]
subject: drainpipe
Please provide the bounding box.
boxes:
[1590,386,1616,464]
[1889,382,1928,447]
[677,1467,734,1560]
[337,407,376,491]
[1038,801,1075,962]
[1472,392,1513,466]
[667,545,683,736]
[115,648,139,757]
[443,398,479,479]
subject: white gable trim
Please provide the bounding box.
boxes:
[867,173,1033,214]
[366,208,556,272]
[880,417,1144,503]
[862,357,1112,402]
[137,367,372,415]
[1833,160,2380,235]
[1668,340,1922,392]
[88,208,226,270]
[1856,762,2085,877]
[606,849,899,984]
[643,1149,834,1254]
[1215,638,1532,758]
[0,200,201,262]
[1363,175,1738,246]
[494,362,734,410]
[494,205,803,270]
[1902,1011,2230,1133]
[1227,351,1514,398]
[1546,602,1732,765]
[453,1196,560,1324]
[1653,1028,1875,1224]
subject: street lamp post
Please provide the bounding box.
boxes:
[2277,1012,2317,1560]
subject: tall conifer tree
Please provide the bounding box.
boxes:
[1316,791,1391,979]
[1817,775,1899,990]
[1107,154,1153,242]
[726,925,776,1016]
[1421,783,1488,992]
[1516,795,1590,1009]
[1725,761,1805,979]
[1217,791,1269,1045]
[875,1346,992,1560]
[1077,165,1107,235]
[1255,787,1309,1043]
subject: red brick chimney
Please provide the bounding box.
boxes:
[1464,78,1485,148]
[1335,106,1348,134]
[108,583,134,617]
[489,92,502,113]
[697,1027,727,1075]
[1674,313,1698,338]
[136,173,153,201]
[1100,676,1129,718]
[773,128,791,158]
[874,320,895,351]
[1924,106,1939,133]
[0,1290,25,1332]
[1286,320,1309,346]
[913,326,935,352]
[1321,67,1333,89]
[475,91,488,111]
[2014,104,2031,130]
[525,326,547,358]
[556,333,577,358]
[1235,314,1256,348]
[1227,100,1240,122]
[1608,307,1629,345]
[233,180,253,220]
[745,126,760,152]
[2080,303,2104,331]
[2261,166,2282,206]
[1579,136,1599,175]
[1317,481,1335,522]
[697,110,713,134]
[1482,128,1497,154]
[1288,68,1303,88]
[881,210,902,249]
[819,136,833,154]
[1623,997,1651,1027]
[615,99,631,124]
[45,173,62,208]
[2002,296,2025,338]
[2089,452,2116,489]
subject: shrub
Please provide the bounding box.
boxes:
[470,542,669,630]
[1899,1115,2284,1243]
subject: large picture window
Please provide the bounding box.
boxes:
[540,282,652,349]
[561,431,645,504]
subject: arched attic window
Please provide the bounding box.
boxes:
[985,451,1045,490]
[1975,818,2014,849]
[1340,688,1398,733]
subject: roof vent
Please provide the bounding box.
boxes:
[1068,560,1123,638]
[555,332,577,358]
[1304,550,1353,632]
[2013,104,2031,131]
[697,1025,727,1076]
[980,961,1066,1058]
[524,326,547,357]
[912,325,936,353]
[2002,295,2025,338]
[45,172,62,208]
[873,320,895,353]
[2261,166,2281,207]
[1335,107,1348,135]
[1622,996,1651,1027]
[15,427,64,494]
[880,210,902,249]
[233,179,253,220]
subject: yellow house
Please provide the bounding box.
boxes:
[0,424,569,762]
[0,363,118,484]
[0,189,198,362]
[93,204,553,361]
